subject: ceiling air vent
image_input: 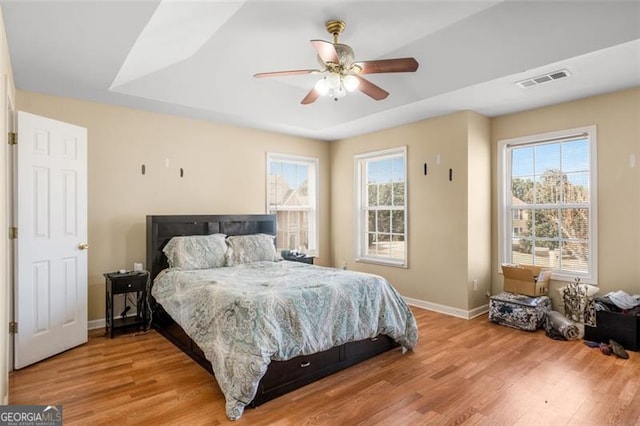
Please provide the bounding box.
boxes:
[515,69,571,88]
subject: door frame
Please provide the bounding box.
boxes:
[6,79,14,374]
[3,75,15,404]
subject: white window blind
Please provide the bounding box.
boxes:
[498,126,597,282]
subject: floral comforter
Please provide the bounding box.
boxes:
[152,261,418,420]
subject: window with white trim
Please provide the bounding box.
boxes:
[355,147,407,267]
[266,153,318,256]
[498,126,597,282]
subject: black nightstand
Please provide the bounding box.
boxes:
[104,271,149,338]
[283,254,314,265]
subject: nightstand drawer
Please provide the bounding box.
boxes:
[106,273,147,293]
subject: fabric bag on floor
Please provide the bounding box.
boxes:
[545,310,581,340]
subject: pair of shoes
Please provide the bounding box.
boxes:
[610,339,629,359]
[599,343,611,356]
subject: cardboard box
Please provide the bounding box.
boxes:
[584,310,640,351]
[501,264,550,297]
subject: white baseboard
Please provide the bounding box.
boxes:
[88,309,144,331]
[404,297,489,320]
[88,318,105,330]
[468,304,490,319]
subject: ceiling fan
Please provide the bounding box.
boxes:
[254,20,419,104]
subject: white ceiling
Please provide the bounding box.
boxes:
[2,0,639,141]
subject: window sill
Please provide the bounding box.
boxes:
[356,257,407,269]
[497,268,597,286]
[549,272,597,286]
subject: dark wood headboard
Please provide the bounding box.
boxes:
[146,214,277,281]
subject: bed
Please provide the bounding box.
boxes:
[146,214,418,420]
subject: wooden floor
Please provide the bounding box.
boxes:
[10,307,640,425]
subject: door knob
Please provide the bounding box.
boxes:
[78,243,89,250]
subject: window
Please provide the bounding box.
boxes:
[266,153,318,256]
[498,126,597,283]
[355,147,407,267]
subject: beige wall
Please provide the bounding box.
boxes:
[330,111,492,315]
[0,6,16,405]
[467,112,492,309]
[16,91,331,322]
[491,87,640,308]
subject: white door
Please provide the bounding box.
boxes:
[14,111,88,369]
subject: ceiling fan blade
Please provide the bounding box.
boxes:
[355,58,419,74]
[254,69,318,78]
[301,89,320,105]
[311,40,339,64]
[356,75,389,100]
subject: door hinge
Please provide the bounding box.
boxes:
[8,132,16,145]
[9,321,17,334]
[9,227,17,239]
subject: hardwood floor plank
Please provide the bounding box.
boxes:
[9,307,640,425]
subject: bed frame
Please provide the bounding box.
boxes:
[146,214,398,407]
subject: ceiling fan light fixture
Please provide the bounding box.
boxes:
[315,77,330,95]
[330,85,347,101]
[315,72,358,100]
[325,72,341,89]
[343,74,359,92]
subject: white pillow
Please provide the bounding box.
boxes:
[226,234,280,266]
[163,234,228,269]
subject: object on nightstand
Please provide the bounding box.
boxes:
[281,250,314,265]
[120,305,131,319]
